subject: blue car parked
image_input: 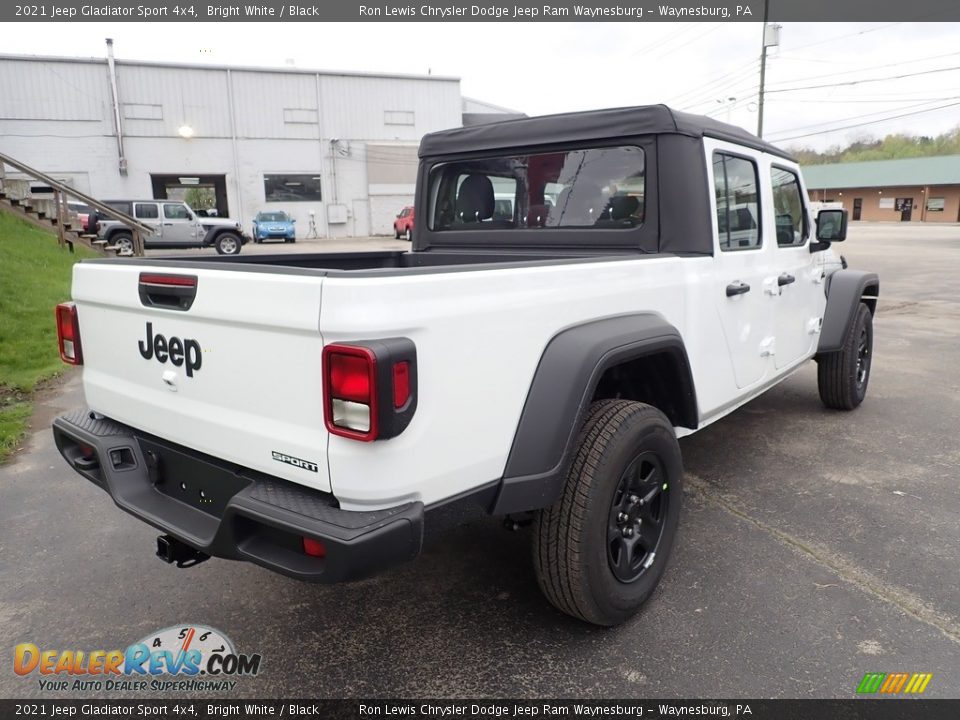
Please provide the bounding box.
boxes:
[252,211,296,243]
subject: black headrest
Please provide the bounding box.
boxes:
[607,195,640,220]
[456,174,495,222]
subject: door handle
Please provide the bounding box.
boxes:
[163,222,173,226]
[777,273,796,287]
[726,281,751,297]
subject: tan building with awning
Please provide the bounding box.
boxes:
[802,155,960,223]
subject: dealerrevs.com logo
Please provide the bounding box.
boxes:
[14,624,262,692]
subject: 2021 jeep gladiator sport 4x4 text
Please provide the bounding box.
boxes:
[53,106,878,625]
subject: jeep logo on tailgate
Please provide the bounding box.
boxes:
[138,322,202,377]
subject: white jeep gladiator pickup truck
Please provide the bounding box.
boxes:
[53,106,878,625]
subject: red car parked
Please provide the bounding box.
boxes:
[393,206,414,241]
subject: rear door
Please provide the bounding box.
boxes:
[72,262,331,492]
[133,202,162,241]
[708,142,776,389]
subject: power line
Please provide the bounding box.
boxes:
[668,58,759,105]
[785,22,902,53]
[772,49,960,83]
[630,22,704,58]
[765,64,960,94]
[771,96,960,104]
[770,101,960,142]
[678,66,763,111]
[766,97,960,138]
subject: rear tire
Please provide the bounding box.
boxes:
[112,232,134,255]
[533,400,683,626]
[214,232,242,255]
[818,302,873,410]
[394,227,401,239]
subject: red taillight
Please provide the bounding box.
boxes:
[329,353,372,403]
[56,302,83,365]
[323,339,417,442]
[393,361,410,408]
[302,537,327,558]
[323,344,378,441]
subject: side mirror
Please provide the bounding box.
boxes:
[816,209,847,242]
[811,208,847,252]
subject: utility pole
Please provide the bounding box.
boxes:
[757,3,781,138]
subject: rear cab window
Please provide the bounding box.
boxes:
[426,145,647,241]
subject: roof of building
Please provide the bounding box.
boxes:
[803,155,960,189]
[462,97,523,114]
[420,104,793,159]
[0,52,460,83]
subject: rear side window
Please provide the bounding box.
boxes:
[134,203,158,219]
[771,167,808,247]
[163,203,190,220]
[713,153,761,251]
[105,201,131,215]
[428,146,645,232]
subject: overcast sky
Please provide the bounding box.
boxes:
[8,21,960,152]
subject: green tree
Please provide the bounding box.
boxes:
[183,187,215,211]
[788,125,960,164]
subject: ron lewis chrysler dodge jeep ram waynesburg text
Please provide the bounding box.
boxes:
[53,106,878,625]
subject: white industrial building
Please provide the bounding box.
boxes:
[0,49,519,237]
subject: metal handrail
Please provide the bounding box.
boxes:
[0,149,152,255]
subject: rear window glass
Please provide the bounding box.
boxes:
[428,146,645,232]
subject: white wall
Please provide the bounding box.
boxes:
[0,55,464,237]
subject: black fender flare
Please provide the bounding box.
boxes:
[817,270,879,354]
[490,313,698,515]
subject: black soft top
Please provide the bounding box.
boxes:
[420,104,794,161]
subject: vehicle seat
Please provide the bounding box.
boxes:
[455,175,495,224]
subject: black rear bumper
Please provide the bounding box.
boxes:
[52,409,423,582]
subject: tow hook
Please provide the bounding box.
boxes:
[156,534,209,568]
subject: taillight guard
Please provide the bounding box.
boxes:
[323,338,417,442]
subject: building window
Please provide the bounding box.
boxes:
[385,110,415,126]
[123,103,163,120]
[283,108,319,124]
[263,174,323,202]
[926,197,945,212]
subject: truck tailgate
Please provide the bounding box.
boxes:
[72,262,331,492]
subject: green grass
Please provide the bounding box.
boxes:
[0,210,96,461]
[0,402,32,460]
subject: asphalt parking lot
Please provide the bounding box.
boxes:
[2,223,958,699]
